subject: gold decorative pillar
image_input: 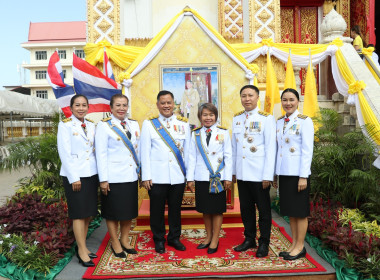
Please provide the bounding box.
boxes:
[218,0,244,43]
[249,0,281,43]
[87,0,121,44]
[335,0,350,37]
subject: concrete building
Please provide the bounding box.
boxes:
[21,21,87,100]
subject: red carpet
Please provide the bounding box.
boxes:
[83,221,326,279]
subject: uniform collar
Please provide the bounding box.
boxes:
[202,123,217,133]
[245,107,258,116]
[159,113,174,122]
[111,114,128,125]
[285,110,299,122]
[71,114,85,125]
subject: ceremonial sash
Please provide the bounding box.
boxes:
[106,120,141,176]
[151,118,186,177]
[194,130,225,194]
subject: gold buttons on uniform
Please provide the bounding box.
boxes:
[290,147,296,153]
[250,146,257,152]
[169,160,172,162]
[218,158,223,163]
[285,138,290,143]
[247,137,253,143]
[212,152,216,155]
[243,156,246,159]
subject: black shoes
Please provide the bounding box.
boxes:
[120,240,138,254]
[155,241,166,254]
[168,239,186,251]
[256,243,269,258]
[207,243,218,254]
[77,252,95,267]
[279,251,289,258]
[111,245,126,258]
[197,242,211,249]
[234,239,257,252]
[283,247,306,260]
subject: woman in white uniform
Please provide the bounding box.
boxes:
[95,93,140,258]
[273,88,314,261]
[187,103,232,254]
[57,94,98,267]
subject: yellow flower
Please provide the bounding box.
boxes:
[348,80,366,95]
[248,63,259,74]
[330,38,344,47]
[362,47,375,56]
[261,38,274,47]
[118,72,131,82]
[97,40,112,48]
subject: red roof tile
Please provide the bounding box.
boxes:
[28,21,86,43]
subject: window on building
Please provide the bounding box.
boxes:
[35,70,47,79]
[75,49,85,59]
[36,90,48,99]
[35,51,47,60]
[58,50,66,59]
[63,70,66,79]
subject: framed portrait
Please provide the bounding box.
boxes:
[160,64,221,127]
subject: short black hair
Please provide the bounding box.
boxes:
[240,85,259,95]
[110,93,129,108]
[281,88,300,100]
[70,94,88,108]
[198,103,218,122]
[157,90,174,101]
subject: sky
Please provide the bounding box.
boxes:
[0,0,86,89]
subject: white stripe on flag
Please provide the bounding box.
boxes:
[72,67,119,90]
[88,97,111,105]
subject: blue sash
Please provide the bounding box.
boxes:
[106,120,140,176]
[150,118,186,177]
[194,130,225,194]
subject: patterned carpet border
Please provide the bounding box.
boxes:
[83,220,326,279]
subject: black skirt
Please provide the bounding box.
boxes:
[101,181,138,221]
[62,175,99,219]
[279,175,310,218]
[195,181,226,214]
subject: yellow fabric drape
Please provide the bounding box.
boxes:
[282,54,297,115]
[264,54,280,115]
[364,59,380,84]
[253,75,261,109]
[335,49,380,145]
[84,40,144,69]
[303,62,320,119]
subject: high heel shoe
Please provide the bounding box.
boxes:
[207,243,219,254]
[111,245,126,258]
[279,251,290,257]
[77,251,95,267]
[283,247,306,260]
[120,241,138,254]
[75,245,98,259]
[197,242,211,249]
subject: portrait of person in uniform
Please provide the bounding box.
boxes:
[273,88,314,260]
[57,94,98,267]
[186,103,232,254]
[95,93,140,258]
[180,80,200,128]
[140,90,191,254]
[232,85,276,258]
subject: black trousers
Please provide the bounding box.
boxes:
[237,180,272,245]
[148,183,185,243]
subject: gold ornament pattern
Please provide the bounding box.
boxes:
[218,0,244,41]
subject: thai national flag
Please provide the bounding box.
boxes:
[72,53,121,113]
[47,51,75,118]
[103,49,115,81]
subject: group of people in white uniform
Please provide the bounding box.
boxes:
[57,85,314,267]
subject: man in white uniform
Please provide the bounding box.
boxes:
[232,85,276,257]
[141,90,191,254]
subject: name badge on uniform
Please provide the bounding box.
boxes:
[135,131,140,139]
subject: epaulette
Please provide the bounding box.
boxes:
[177,115,188,122]
[258,111,270,117]
[217,125,227,130]
[149,115,159,120]
[192,126,202,131]
[297,114,308,120]
[62,118,72,123]
[129,118,137,122]
[85,118,94,123]
[234,110,245,117]
[101,117,112,122]
[277,115,285,121]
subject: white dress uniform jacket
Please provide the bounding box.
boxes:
[95,115,140,183]
[187,124,232,182]
[58,115,97,184]
[275,110,314,178]
[140,114,190,185]
[232,107,276,182]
